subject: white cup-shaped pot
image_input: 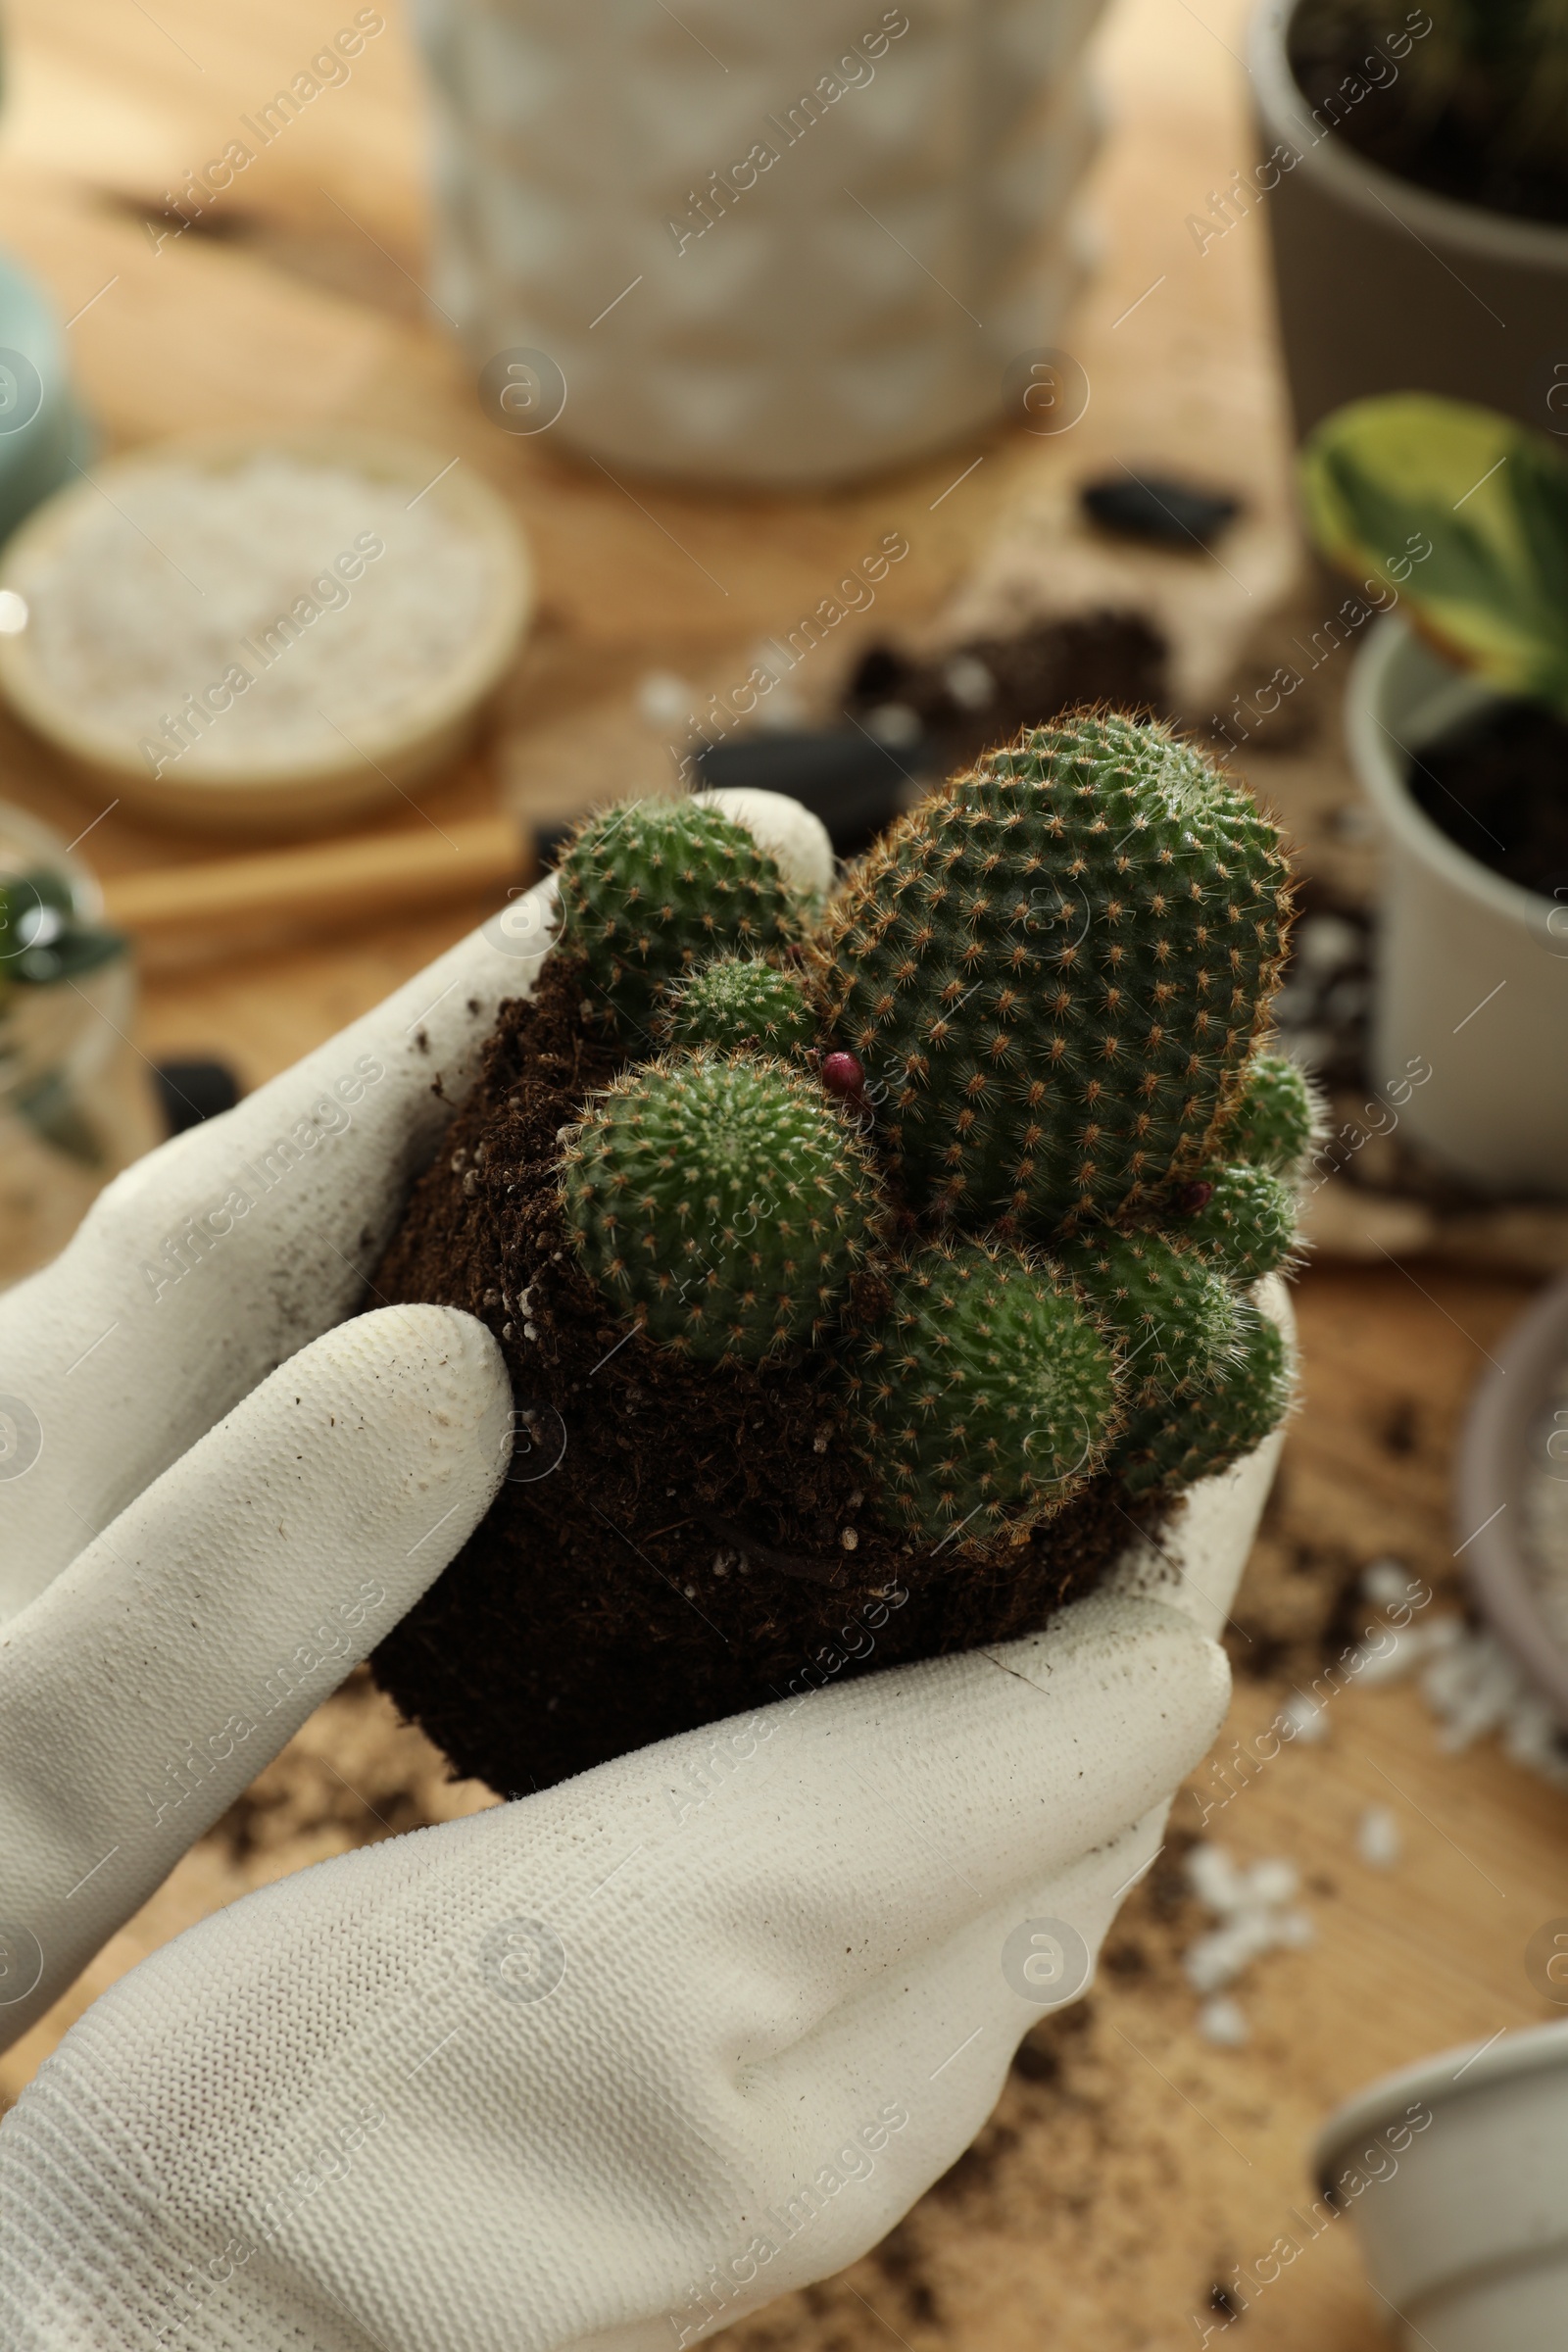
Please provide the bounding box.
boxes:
[1313,2024,1568,2349]
[1345,614,1568,1196]
[409,0,1107,486]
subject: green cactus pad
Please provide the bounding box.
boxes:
[1222,1051,1320,1176]
[558,799,800,1037]
[663,956,817,1057]
[1112,1297,1292,1498]
[1062,1228,1239,1400]
[561,1050,884,1364]
[817,712,1292,1235]
[849,1240,1120,1548]
[1177,1162,1298,1281]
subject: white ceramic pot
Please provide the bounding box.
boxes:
[1313,2023,1568,2350]
[1250,0,1568,440]
[410,0,1106,486]
[1345,614,1568,1197]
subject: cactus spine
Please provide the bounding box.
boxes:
[1063,1229,1239,1400]
[558,800,800,1036]
[1221,1050,1320,1177]
[817,712,1293,1235]
[561,1051,885,1364]
[849,1240,1120,1546]
[1178,1163,1298,1281]
[1111,1296,1292,1497]
[664,956,816,1057]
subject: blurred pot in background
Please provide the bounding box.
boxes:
[1250,0,1568,442]
[0,251,91,547]
[1303,394,1568,1195]
[410,0,1106,486]
[1313,2024,1568,2350]
[1458,1270,1568,1721]
[0,805,160,1291]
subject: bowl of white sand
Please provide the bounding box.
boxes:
[0,429,533,836]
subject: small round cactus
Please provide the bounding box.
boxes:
[1062,1228,1239,1400]
[1221,1050,1320,1177]
[817,711,1293,1236]
[850,1240,1121,1547]
[561,1051,885,1363]
[663,956,816,1057]
[558,799,800,1037]
[1177,1163,1298,1281]
[1112,1297,1292,1498]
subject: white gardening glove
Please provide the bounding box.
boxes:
[0,1431,1278,2352]
[0,776,1287,2350]
[0,786,833,2046]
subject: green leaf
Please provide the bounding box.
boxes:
[1298,393,1568,716]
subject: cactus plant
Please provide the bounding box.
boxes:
[848,1239,1121,1546]
[663,956,816,1057]
[561,1049,885,1363]
[375,753,1302,1800]
[817,712,1293,1235]
[1062,1228,1240,1400]
[1112,1296,1293,1498]
[558,799,801,1036]
[1221,1050,1320,1177]
[1177,1162,1298,1282]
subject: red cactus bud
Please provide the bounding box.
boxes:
[1178,1180,1215,1216]
[821,1051,865,1099]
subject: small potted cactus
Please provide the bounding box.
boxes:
[371,715,1311,1797]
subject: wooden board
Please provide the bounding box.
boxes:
[4,4,1567,2349]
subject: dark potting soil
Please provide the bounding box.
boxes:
[1406,698,1568,902]
[845,612,1168,779]
[1288,14,1568,226]
[369,953,1157,1799]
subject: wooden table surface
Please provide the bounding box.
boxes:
[1,4,1564,2349]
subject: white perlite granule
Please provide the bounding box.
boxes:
[1521,1364,1568,1657]
[1183,1843,1314,2045]
[16,454,495,774]
[1359,1608,1568,1792]
[1356,1805,1402,1870]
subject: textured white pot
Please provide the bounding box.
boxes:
[410,0,1106,486]
[1313,2024,1568,2351]
[1345,614,1568,1197]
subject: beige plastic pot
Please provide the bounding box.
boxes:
[1345,614,1568,1197]
[412,0,1108,486]
[1250,0,1568,440]
[1313,2023,1568,2349]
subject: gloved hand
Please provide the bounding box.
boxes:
[0,881,549,2050]
[0,788,822,2052]
[0,783,1286,2349]
[0,1446,1278,2351]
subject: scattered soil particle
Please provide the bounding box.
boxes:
[1380,1396,1420,1456]
[844,612,1169,775]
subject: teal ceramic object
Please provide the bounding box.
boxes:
[0,250,92,550]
